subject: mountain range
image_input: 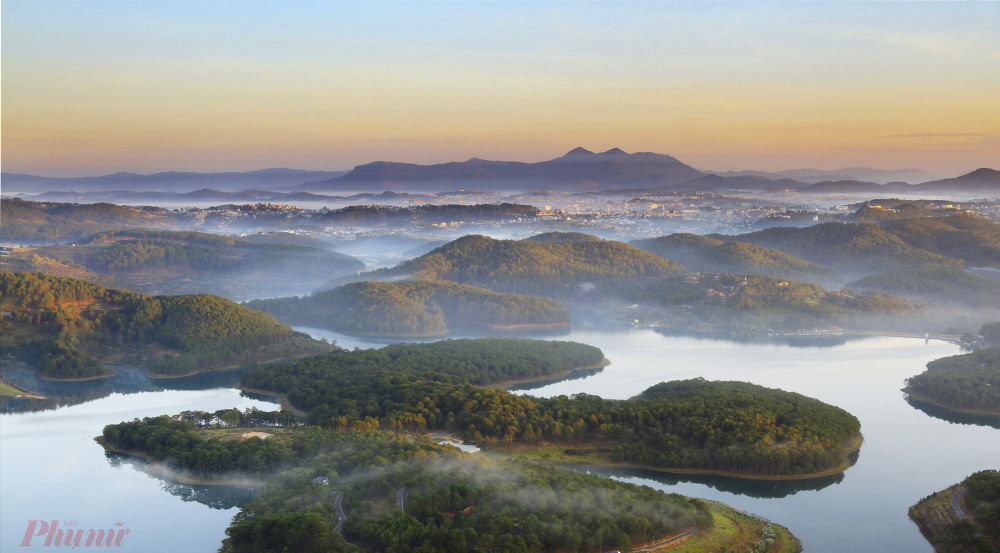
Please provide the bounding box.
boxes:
[3,149,997,195]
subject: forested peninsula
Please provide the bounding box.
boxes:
[240,339,862,478]
[99,421,738,553]
[904,346,1000,416]
[0,272,332,378]
[244,281,571,337]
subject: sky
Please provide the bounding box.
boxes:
[2,1,998,177]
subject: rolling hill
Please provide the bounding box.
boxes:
[631,233,842,284]
[325,234,687,298]
[245,280,571,337]
[3,229,365,300]
[718,222,961,280]
[0,272,332,378]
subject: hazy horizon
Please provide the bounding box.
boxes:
[3,1,998,177]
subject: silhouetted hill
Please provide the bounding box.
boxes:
[299,148,705,192]
[918,168,1000,191]
[1,168,349,193]
[326,234,687,298]
[631,233,842,284]
[711,167,940,184]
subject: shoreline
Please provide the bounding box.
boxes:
[501,434,864,482]
[97,439,265,486]
[903,389,1000,417]
[497,357,611,389]
[236,385,307,417]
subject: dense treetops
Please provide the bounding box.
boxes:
[630,233,842,284]
[881,215,1000,269]
[0,197,176,243]
[904,348,1000,414]
[721,222,961,279]
[244,281,570,337]
[242,341,861,477]
[961,470,1000,548]
[245,338,604,389]
[331,234,686,298]
[99,417,715,553]
[850,266,1000,310]
[627,273,916,331]
[0,272,328,378]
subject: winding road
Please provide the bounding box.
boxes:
[951,489,970,520]
[631,526,698,552]
[396,487,406,512]
[334,492,346,532]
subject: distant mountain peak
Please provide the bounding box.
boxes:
[563,147,595,157]
[600,147,627,156]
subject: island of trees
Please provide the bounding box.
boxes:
[0,272,332,378]
[244,281,571,337]
[240,339,862,478]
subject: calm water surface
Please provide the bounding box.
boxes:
[3,328,997,553]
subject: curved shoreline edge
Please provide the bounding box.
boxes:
[903,389,1000,417]
[510,434,864,482]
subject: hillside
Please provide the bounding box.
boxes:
[0,272,333,378]
[2,229,365,300]
[881,215,1000,268]
[245,280,571,337]
[328,234,687,298]
[631,233,842,284]
[0,197,179,243]
[720,222,961,280]
[627,273,916,332]
[850,266,1000,311]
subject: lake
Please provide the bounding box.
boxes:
[2,328,997,553]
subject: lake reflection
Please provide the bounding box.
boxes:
[3,328,998,553]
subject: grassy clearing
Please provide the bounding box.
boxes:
[667,501,801,553]
[0,378,44,398]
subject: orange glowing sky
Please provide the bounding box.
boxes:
[2,1,998,177]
